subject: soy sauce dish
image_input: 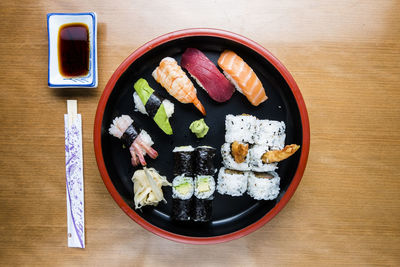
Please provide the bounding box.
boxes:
[47,12,97,88]
[94,29,310,244]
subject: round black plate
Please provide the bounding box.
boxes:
[95,29,309,243]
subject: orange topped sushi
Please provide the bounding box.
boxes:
[152,57,206,115]
[218,50,267,106]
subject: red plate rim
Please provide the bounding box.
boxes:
[94,28,310,244]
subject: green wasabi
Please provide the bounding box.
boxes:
[189,118,209,138]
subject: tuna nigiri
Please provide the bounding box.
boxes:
[218,50,267,106]
[181,48,234,103]
[152,57,206,116]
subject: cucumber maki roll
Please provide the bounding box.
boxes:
[195,146,216,175]
[173,146,195,177]
[133,78,174,135]
[172,175,194,221]
[192,198,212,222]
[194,175,215,199]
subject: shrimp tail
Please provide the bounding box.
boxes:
[193,98,206,116]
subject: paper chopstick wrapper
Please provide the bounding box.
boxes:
[64,100,85,248]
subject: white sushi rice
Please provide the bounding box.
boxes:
[194,175,215,199]
[138,130,154,147]
[162,99,174,118]
[133,92,148,115]
[225,114,256,144]
[253,120,286,148]
[172,145,194,152]
[221,142,251,171]
[247,171,280,200]
[133,92,174,118]
[223,70,243,94]
[172,175,194,200]
[249,145,278,172]
[108,115,134,138]
[217,167,248,196]
[189,72,207,93]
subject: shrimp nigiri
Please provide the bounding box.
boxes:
[109,115,158,166]
[218,50,267,106]
[152,57,206,116]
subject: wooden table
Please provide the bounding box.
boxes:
[1,0,399,265]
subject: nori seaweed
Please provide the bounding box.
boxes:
[121,123,140,147]
[195,147,216,175]
[144,92,163,118]
[173,151,194,176]
[172,198,192,221]
[192,198,212,222]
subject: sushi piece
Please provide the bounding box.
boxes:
[254,119,286,148]
[225,114,256,144]
[171,175,194,221]
[195,146,216,175]
[194,175,215,199]
[262,144,300,163]
[249,145,278,172]
[221,142,251,171]
[192,197,212,222]
[108,115,158,166]
[133,78,174,135]
[181,48,234,103]
[247,171,280,200]
[218,50,267,106]
[152,57,206,115]
[217,168,248,197]
[173,146,195,177]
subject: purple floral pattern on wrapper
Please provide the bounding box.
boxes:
[64,114,85,248]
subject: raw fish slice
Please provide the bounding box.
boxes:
[218,50,267,106]
[181,48,234,103]
[152,57,206,115]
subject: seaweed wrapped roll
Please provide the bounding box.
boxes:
[195,146,216,175]
[192,198,212,222]
[194,175,215,199]
[173,146,195,177]
[171,176,194,221]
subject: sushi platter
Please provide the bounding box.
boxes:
[94,29,310,244]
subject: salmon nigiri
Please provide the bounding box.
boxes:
[218,50,267,106]
[152,57,206,116]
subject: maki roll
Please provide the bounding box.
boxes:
[253,119,286,148]
[247,171,280,200]
[225,114,256,144]
[172,146,195,177]
[217,168,248,197]
[194,175,215,199]
[192,198,212,222]
[249,145,279,172]
[171,175,194,221]
[221,142,251,171]
[133,78,175,135]
[195,146,216,175]
[108,115,158,166]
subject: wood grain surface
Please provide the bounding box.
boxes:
[0,0,399,266]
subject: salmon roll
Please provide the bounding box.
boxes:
[218,50,268,106]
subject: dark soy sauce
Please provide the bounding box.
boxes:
[58,23,89,77]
